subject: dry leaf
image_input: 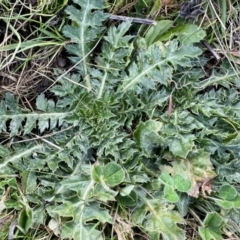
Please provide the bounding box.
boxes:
[188,182,201,198]
[201,178,213,198]
[162,0,172,6]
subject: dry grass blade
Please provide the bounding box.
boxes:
[0,0,66,100]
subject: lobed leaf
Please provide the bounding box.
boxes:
[121,39,202,91]
[144,204,185,240]
[168,134,195,158]
[168,150,217,198]
[134,120,163,156]
[62,0,109,90]
[0,93,69,136]
[199,212,226,240]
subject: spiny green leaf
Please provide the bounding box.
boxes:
[58,175,92,195]
[168,134,195,158]
[94,183,117,202]
[5,92,20,113]
[61,222,103,240]
[0,145,42,173]
[134,120,163,155]
[217,159,240,183]
[36,93,48,111]
[199,212,226,240]
[20,171,37,194]
[96,21,133,98]
[104,20,133,48]
[48,202,112,240]
[144,202,185,240]
[62,0,109,90]
[121,39,202,91]
[47,201,74,217]
[0,94,69,136]
[1,0,235,238]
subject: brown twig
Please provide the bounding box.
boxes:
[201,40,221,61]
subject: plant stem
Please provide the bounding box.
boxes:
[109,14,156,25]
[98,71,107,99]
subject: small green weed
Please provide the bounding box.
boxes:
[1,0,240,239]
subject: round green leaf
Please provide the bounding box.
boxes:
[174,174,191,192]
[104,162,125,187]
[233,195,240,208]
[219,184,237,200]
[160,173,174,186]
[91,165,103,182]
[164,185,179,203]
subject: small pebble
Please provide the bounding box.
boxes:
[57,57,67,68]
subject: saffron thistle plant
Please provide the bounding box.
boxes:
[1,0,240,239]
